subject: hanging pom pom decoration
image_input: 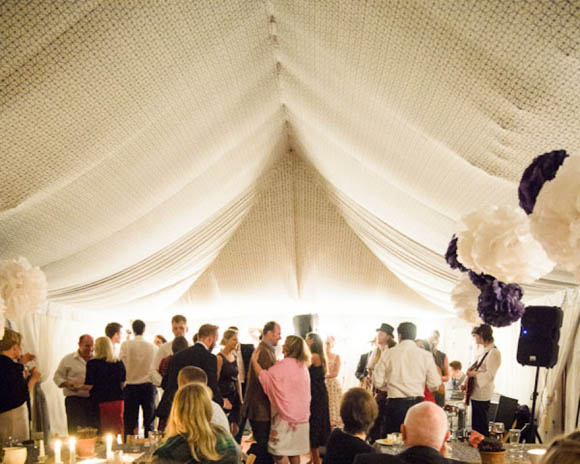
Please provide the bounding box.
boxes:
[456,205,554,284]
[518,150,569,214]
[525,155,580,281]
[469,271,525,327]
[451,274,482,324]
[0,257,48,321]
[445,235,468,272]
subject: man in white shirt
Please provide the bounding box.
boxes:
[467,324,501,436]
[373,322,441,435]
[120,320,156,438]
[151,315,188,386]
[53,334,97,433]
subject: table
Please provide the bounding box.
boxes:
[377,441,547,463]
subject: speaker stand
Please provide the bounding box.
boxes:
[526,365,543,444]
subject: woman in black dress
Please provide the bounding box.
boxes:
[217,329,241,435]
[85,336,126,434]
[306,332,331,464]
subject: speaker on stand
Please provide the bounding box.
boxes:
[292,314,319,338]
[516,306,563,444]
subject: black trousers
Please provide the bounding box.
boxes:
[248,419,273,464]
[384,397,423,434]
[471,400,490,436]
[65,396,98,434]
[123,383,156,438]
[368,391,389,442]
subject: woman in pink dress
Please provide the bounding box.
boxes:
[251,335,312,464]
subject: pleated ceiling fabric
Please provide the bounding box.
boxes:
[1,1,579,317]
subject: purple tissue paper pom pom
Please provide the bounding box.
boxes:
[518,150,568,214]
[468,271,495,290]
[477,279,525,327]
[445,235,468,272]
[468,271,525,327]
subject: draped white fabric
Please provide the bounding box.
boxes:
[2,0,580,436]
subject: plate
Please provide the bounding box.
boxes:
[375,439,395,446]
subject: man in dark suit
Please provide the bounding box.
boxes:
[354,402,468,464]
[157,323,222,424]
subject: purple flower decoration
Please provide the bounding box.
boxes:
[469,271,525,327]
[468,271,494,290]
[479,282,525,327]
[445,235,468,272]
[518,150,568,214]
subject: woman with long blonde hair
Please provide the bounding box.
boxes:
[85,336,125,434]
[250,335,311,464]
[153,382,237,464]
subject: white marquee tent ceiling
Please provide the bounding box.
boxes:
[1,0,579,318]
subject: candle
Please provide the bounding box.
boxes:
[116,434,122,445]
[69,437,76,464]
[54,439,62,464]
[39,439,45,458]
[105,434,113,460]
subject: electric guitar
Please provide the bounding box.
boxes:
[465,351,490,405]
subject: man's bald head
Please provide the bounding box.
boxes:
[401,402,450,450]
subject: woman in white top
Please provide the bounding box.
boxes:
[466,324,501,436]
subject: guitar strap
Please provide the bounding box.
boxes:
[475,348,491,371]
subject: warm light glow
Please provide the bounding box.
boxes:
[528,449,546,455]
[54,439,62,464]
[105,434,113,460]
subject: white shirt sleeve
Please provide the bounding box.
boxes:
[372,352,388,390]
[425,354,442,392]
[476,348,501,390]
[53,356,68,388]
[119,341,128,366]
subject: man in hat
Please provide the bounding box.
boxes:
[367,323,395,442]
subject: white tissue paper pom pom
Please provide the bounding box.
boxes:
[530,156,580,280]
[0,257,47,320]
[451,275,482,324]
[456,205,554,284]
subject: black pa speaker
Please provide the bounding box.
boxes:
[517,306,563,368]
[292,314,319,338]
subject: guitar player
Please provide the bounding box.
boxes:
[463,324,502,436]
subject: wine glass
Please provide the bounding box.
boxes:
[508,429,523,459]
[493,422,505,441]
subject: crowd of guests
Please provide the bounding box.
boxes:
[1,316,580,464]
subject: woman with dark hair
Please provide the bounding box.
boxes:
[325,387,377,464]
[465,324,501,436]
[306,333,331,464]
